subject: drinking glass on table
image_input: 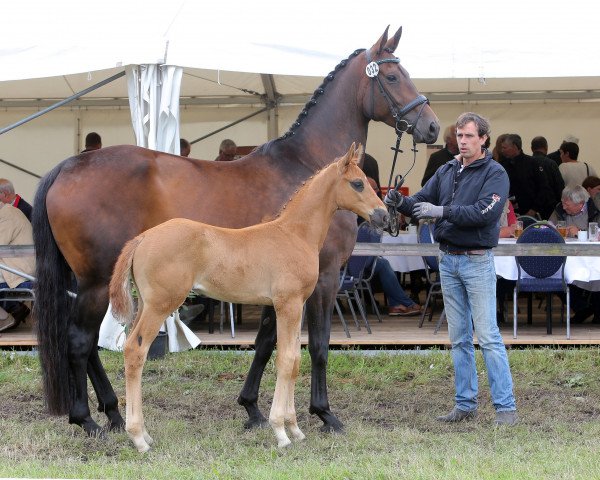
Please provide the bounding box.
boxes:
[589,222,599,242]
[513,220,524,239]
[557,221,567,238]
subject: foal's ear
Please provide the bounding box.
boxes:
[384,26,402,53]
[374,25,390,55]
[353,143,364,165]
[339,142,357,173]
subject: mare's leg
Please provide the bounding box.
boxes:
[269,300,305,447]
[124,306,159,453]
[85,286,125,431]
[306,270,345,432]
[67,285,117,436]
[237,306,277,429]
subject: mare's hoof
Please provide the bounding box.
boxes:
[243,416,270,430]
[319,422,345,434]
[109,419,126,432]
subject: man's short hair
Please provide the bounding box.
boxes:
[0,179,15,195]
[85,132,102,148]
[560,141,579,160]
[582,176,600,190]
[531,136,548,152]
[562,184,589,203]
[456,112,490,138]
[504,133,522,151]
[219,139,237,153]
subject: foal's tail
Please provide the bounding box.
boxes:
[109,236,143,327]
[32,163,76,415]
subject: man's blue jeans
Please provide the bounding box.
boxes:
[439,250,516,412]
[374,257,415,307]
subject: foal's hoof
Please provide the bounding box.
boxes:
[109,419,126,432]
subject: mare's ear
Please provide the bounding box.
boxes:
[338,142,357,173]
[384,26,402,53]
[373,25,390,56]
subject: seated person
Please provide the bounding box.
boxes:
[373,257,423,316]
[0,203,35,332]
[499,199,517,238]
[549,185,600,237]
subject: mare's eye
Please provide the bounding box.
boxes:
[351,180,364,192]
[386,74,397,82]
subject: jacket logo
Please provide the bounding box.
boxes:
[481,194,501,215]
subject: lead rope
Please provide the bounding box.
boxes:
[385,102,428,236]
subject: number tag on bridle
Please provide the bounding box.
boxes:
[365,62,379,78]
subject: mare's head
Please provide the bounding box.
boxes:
[360,26,439,144]
[335,143,388,229]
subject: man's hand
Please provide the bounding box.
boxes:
[384,189,404,210]
[412,202,444,219]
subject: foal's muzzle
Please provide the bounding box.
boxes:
[370,208,389,229]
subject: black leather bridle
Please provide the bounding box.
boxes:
[364,50,430,236]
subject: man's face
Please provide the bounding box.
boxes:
[0,191,10,204]
[562,198,585,215]
[456,122,486,161]
[501,141,519,159]
[220,146,237,161]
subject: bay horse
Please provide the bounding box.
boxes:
[110,143,387,451]
[33,25,439,436]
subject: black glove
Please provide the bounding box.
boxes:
[384,189,404,210]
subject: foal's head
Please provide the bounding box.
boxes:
[335,143,388,229]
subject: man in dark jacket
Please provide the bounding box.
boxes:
[385,112,517,426]
[500,134,553,218]
[531,136,565,219]
[421,125,458,186]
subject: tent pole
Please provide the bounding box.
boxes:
[0,71,126,136]
[190,107,270,145]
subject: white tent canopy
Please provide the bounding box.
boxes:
[2,0,600,105]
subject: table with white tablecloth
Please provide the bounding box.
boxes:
[494,238,600,291]
[382,232,425,273]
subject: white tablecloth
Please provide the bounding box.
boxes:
[494,238,600,291]
[382,232,425,273]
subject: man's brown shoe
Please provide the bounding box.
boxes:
[388,304,422,316]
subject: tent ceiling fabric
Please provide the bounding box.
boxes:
[1,0,599,108]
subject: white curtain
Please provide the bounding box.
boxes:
[99,63,201,353]
[126,64,183,154]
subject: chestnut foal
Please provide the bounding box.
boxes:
[109,143,387,452]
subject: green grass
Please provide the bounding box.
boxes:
[1,348,600,479]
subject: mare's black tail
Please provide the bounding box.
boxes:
[32,163,76,415]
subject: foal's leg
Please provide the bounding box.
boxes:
[237,306,276,429]
[269,300,305,447]
[124,303,169,453]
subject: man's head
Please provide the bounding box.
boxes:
[0,178,16,204]
[561,184,588,215]
[560,141,579,162]
[455,112,490,162]
[500,134,522,159]
[582,176,600,198]
[217,139,237,161]
[531,136,548,155]
[443,125,458,154]
[180,138,191,157]
[84,132,102,150]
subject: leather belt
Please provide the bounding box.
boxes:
[439,243,487,255]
